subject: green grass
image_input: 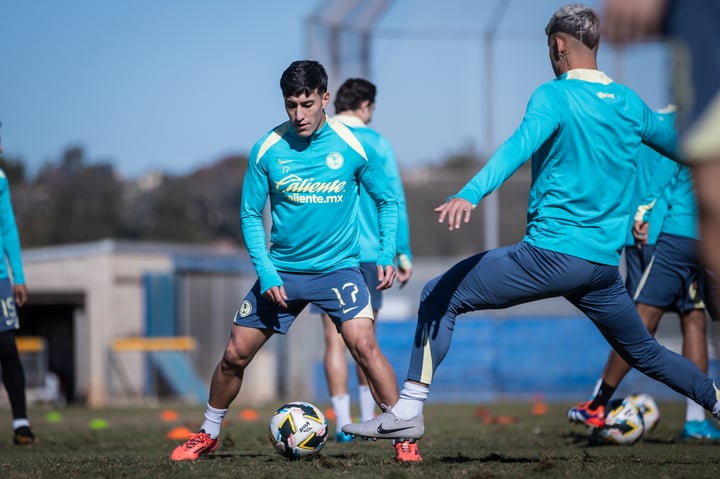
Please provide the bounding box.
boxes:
[1,401,718,478]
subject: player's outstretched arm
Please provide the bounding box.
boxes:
[435,198,475,231]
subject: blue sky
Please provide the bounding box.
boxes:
[2,0,670,179]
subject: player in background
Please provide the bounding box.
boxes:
[317,78,413,443]
[170,60,401,461]
[602,0,720,317]
[342,4,720,461]
[0,122,37,445]
[568,107,720,440]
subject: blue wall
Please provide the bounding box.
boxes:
[313,316,719,404]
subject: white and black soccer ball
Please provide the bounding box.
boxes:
[598,398,645,445]
[268,401,328,460]
[626,393,660,432]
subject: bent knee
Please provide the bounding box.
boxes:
[222,345,252,370]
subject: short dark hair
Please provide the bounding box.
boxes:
[280,60,328,98]
[545,3,600,50]
[333,78,377,113]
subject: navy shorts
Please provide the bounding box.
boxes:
[309,262,382,314]
[624,244,655,297]
[234,267,374,334]
[631,234,705,314]
[0,277,19,333]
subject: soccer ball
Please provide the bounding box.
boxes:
[626,393,660,432]
[268,401,328,459]
[598,398,645,445]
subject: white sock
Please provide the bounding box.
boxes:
[358,385,376,422]
[686,398,706,422]
[331,394,352,431]
[712,400,720,420]
[200,403,227,439]
[591,378,602,398]
[391,381,428,420]
[12,418,30,430]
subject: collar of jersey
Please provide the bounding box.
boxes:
[561,68,613,85]
[332,114,366,128]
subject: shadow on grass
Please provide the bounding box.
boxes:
[195,453,267,460]
[439,452,537,464]
[563,429,682,447]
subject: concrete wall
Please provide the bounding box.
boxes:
[22,241,173,407]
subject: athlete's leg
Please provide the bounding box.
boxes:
[322,312,353,433]
[406,243,585,387]
[209,325,273,410]
[340,316,398,408]
[681,308,709,374]
[356,262,380,422]
[599,303,664,389]
[679,308,712,423]
[0,330,29,422]
[567,269,719,413]
[568,303,666,427]
[354,325,374,422]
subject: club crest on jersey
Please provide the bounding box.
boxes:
[326,152,344,170]
[238,300,252,318]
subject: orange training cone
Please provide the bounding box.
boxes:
[324,408,336,421]
[239,408,260,421]
[167,426,193,440]
[161,409,179,421]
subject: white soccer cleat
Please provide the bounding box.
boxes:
[341,412,424,440]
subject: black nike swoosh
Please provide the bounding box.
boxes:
[376,424,414,434]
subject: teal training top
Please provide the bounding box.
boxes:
[636,161,697,240]
[633,109,697,240]
[333,114,413,265]
[241,117,398,293]
[454,69,678,266]
[625,110,676,246]
[662,165,698,239]
[0,170,25,284]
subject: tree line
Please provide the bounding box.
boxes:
[1,146,530,257]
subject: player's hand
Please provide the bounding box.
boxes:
[435,198,475,231]
[602,0,667,44]
[263,285,288,308]
[13,284,28,307]
[632,220,649,248]
[377,264,396,290]
[397,266,412,288]
[397,253,412,289]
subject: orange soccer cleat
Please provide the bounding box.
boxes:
[170,430,219,461]
[393,439,422,462]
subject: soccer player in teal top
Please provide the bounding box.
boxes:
[317,78,413,444]
[0,123,36,445]
[343,4,720,460]
[569,108,720,440]
[171,60,401,461]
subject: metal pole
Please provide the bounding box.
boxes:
[482,0,510,251]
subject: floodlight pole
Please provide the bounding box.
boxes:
[482,0,510,251]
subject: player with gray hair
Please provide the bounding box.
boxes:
[343,3,720,461]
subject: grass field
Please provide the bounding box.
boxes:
[1,401,719,478]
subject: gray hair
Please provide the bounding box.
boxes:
[545,3,600,50]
